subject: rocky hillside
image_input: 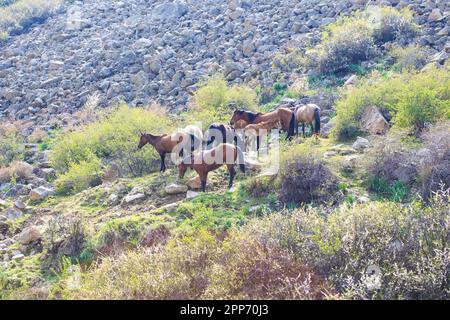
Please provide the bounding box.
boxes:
[0,0,448,126]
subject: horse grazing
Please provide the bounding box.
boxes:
[204,123,242,147]
[178,143,246,192]
[137,126,203,172]
[242,119,281,151]
[230,107,295,140]
[294,104,321,138]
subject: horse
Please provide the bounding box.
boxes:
[178,143,246,192]
[204,123,242,148]
[242,119,281,151]
[137,125,203,172]
[229,107,295,141]
[294,104,321,138]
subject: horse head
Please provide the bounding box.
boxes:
[230,109,246,125]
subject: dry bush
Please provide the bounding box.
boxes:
[64,229,330,300]
[418,122,450,200]
[247,189,449,299]
[279,155,339,205]
[203,231,330,300]
[0,160,33,183]
[27,127,48,143]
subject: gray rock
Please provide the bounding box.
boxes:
[165,184,188,195]
[352,137,371,151]
[122,193,146,205]
[29,186,55,201]
[151,1,188,21]
[17,226,41,245]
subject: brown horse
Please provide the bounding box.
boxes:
[178,143,245,192]
[242,119,281,151]
[138,126,202,172]
[230,107,295,149]
[294,104,321,137]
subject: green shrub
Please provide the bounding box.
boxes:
[55,155,102,195]
[310,16,376,75]
[0,0,63,39]
[186,75,257,128]
[305,7,419,75]
[247,188,449,299]
[333,66,450,140]
[389,44,428,71]
[0,124,23,167]
[50,104,175,178]
[372,7,419,44]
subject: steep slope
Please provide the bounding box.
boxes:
[0,0,448,126]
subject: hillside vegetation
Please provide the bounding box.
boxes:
[0,2,449,300]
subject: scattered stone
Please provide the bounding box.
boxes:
[343,155,360,170]
[187,176,202,190]
[2,207,23,220]
[186,190,200,199]
[11,253,25,261]
[361,107,389,135]
[29,186,55,201]
[428,9,443,22]
[165,183,188,195]
[122,193,146,205]
[352,137,371,151]
[17,226,41,245]
[107,193,119,205]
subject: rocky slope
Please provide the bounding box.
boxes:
[0,0,448,126]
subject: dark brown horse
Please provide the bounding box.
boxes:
[178,143,245,192]
[204,123,243,147]
[294,104,321,138]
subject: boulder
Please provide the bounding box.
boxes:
[2,207,23,220]
[17,226,41,245]
[151,2,188,21]
[187,176,202,190]
[122,193,146,205]
[186,190,200,199]
[165,183,188,195]
[352,137,371,151]
[29,186,55,201]
[343,155,360,171]
[361,107,389,135]
[428,9,443,22]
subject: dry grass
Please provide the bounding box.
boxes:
[0,160,33,183]
[63,230,330,300]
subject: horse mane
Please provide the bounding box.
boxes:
[242,110,261,123]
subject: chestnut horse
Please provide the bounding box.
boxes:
[178,143,245,192]
[242,119,281,151]
[230,107,295,140]
[294,104,321,137]
[137,126,203,172]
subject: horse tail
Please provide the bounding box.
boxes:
[288,112,295,138]
[314,107,321,134]
[236,146,246,173]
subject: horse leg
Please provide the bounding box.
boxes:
[227,164,236,189]
[256,136,260,151]
[302,124,305,138]
[199,171,208,192]
[310,123,314,137]
[160,153,166,172]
